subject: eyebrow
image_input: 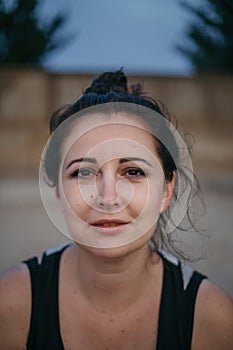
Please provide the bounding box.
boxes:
[119,157,153,167]
[66,156,153,170]
[66,157,97,169]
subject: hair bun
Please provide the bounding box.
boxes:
[84,68,128,95]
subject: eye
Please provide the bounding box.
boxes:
[71,168,97,179]
[123,167,146,178]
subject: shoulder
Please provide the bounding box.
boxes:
[192,279,233,350]
[0,243,72,349]
[0,263,31,349]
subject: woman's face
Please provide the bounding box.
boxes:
[57,113,174,254]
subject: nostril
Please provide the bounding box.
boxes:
[96,193,122,208]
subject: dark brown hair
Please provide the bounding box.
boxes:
[46,69,177,186]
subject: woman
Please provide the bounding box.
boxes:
[0,69,232,349]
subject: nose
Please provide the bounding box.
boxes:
[96,172,121,208]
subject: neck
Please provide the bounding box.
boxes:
[72,244,161,312]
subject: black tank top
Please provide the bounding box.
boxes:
[24,244,206,350]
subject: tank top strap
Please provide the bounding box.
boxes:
[23,244,68,350]
[156,257,186,349]
[156,255,206,350]
[184,271,207,349]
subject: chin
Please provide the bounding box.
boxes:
[77,243,130,258]
[76,232,153,260]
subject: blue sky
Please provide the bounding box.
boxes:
[37,0,197,75]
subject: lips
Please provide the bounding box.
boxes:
[90,219,129,228]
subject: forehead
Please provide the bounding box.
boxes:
[68,112,149,137]
[61,113,158,161]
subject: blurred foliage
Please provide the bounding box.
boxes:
[0,0,70,66]
[177,0,233,74]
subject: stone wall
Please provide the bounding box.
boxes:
[1,68,233,176]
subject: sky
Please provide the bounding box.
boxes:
[37,0,197,75]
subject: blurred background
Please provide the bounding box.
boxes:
[0,0,232,296]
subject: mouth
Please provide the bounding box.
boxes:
[90,219,129,230]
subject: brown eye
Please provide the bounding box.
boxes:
[123,168,146,178]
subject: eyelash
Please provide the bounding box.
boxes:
[71,168,97,179]
[70,167,146,180]
[122,167,146,178]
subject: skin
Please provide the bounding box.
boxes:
[59,114,169,251]
[0,113,232,350]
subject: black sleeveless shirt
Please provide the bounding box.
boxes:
[24,244,206,350]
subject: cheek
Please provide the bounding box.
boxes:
[61,180,91,219]
[145,179,165,214]
[129,179,164,219]
[129,183,148,213]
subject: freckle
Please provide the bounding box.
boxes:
[21,327,25,331]
[90,195,93,198]
[137,317,141,322]
[9,307,13,311]
[121,329,125,333]
[110,319,114,323]
[102,310,106,314]
[73,290,77,295]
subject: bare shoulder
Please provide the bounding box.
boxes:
[192,278,233,350]
[0,263,31,350]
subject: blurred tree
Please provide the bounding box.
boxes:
[0,0,70,66]
[177,0,233,74]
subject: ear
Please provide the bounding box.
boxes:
[160,172,176,213]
